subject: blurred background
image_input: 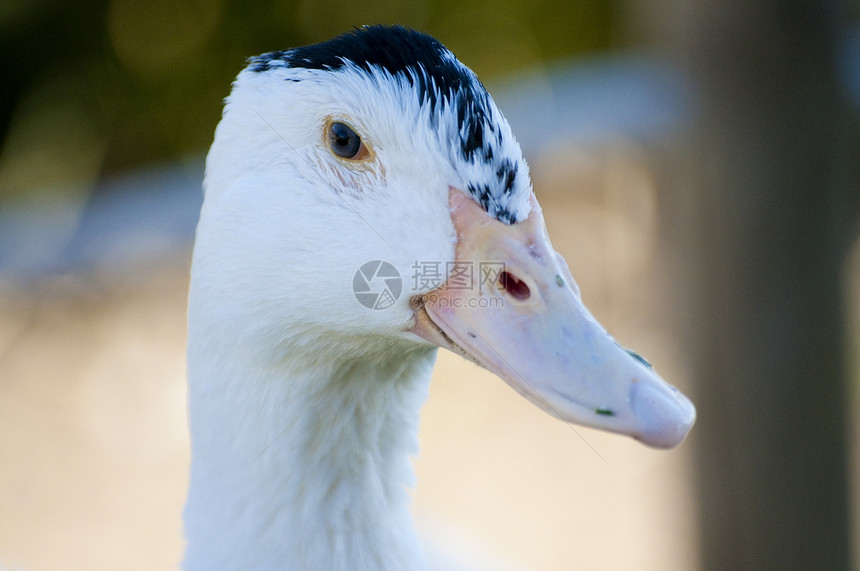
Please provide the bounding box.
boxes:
[1,1,859,569]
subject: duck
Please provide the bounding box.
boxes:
[184,25,695,570]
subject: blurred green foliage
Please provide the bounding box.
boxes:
[0,0,615,204]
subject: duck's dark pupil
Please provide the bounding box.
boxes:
[330,122,361,158]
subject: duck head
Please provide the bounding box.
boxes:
[196,25,695,449]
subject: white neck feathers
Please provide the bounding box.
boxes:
[184,327,437,570]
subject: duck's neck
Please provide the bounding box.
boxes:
[184,331,436,570]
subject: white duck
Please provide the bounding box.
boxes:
[185,25,695,570]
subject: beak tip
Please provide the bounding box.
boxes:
[630,379,696,449]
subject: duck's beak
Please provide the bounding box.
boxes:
[411,188,695,449]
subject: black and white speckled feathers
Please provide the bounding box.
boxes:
[246,25,530,224]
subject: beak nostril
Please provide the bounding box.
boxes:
[499,270,531,301]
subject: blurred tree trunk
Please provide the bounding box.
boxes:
[671,2,857,569]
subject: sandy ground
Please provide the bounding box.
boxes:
[0,147,852,570]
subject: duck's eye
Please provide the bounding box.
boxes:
[329,121,364,159]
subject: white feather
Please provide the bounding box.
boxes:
[185,41,532,569]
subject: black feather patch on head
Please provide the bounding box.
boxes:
[249,26,484,112]
[247,26,524,224]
